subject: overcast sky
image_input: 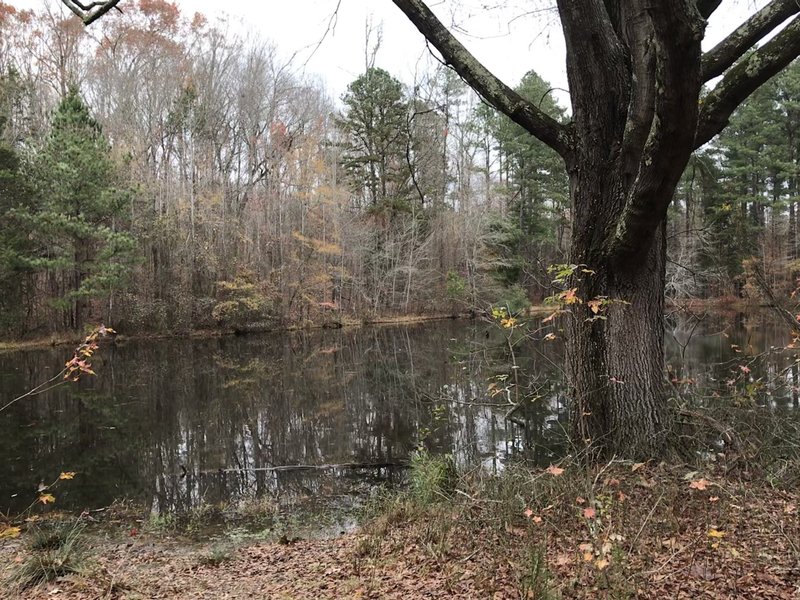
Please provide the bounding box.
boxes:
[20,1,775,105]
[187,0,771,105]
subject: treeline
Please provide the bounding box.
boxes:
[0,0,796,338]
[0,0,571,337]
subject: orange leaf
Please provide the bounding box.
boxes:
[595,558,610,571]
[583,507,597,519]
[38,493,55,505]
[59,472,76,480]
[562,288,581,305]
[689,479,709,491]
[545,465,565,476]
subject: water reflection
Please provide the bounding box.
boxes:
[0,312,795,516]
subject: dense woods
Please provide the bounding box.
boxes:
[0,0,799,346]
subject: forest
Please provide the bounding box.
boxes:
[2,1,800,598]
[1,0,798,339]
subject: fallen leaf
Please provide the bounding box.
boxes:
[583,507,597,519]
[595,558,610,571]
[709,496,720,503]
[631,462,646,472]
[523,507,534,519]
[575,496,586,505]
[545,465,565,476]
[555,554,571,566]
[0,525,21,539]
[707,528,726,539]
[532,516,543,524]
[784,503,796,515]
[661,538,683,551]
[689,479,709,491]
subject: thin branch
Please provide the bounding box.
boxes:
[702,0,800,82]
[302,0,343,69]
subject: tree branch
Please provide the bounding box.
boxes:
[611,0,704,264]
[556,0,628,158]
[618,0,657,188]
[390,0,573,160]
[702,0,800,82]
[696,16,800,148]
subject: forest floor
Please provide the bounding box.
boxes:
[1,460,798,599]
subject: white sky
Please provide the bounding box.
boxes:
[15,0,775,106]
[186,0,770,106]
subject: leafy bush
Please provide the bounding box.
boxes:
[212,272,271,330]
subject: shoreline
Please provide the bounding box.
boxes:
[0,300,770,354]
[0,312,476,354]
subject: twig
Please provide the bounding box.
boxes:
[628,490,665,553]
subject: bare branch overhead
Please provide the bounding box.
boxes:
[391,0,573,160]
[702,0,800,82]
[696,15,800,148]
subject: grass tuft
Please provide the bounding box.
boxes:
[9,522,88,589]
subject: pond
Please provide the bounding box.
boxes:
[0,311,797,523]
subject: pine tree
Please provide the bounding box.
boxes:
[337,68,411,210]
[22,86,136,330]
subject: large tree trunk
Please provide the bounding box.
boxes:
[567,210,668,458]
[566,161,670,457]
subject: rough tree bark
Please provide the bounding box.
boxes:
[390,0,800,458]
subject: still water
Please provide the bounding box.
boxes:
[0,312,796,518]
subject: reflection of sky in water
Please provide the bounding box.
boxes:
[0,312,795,517]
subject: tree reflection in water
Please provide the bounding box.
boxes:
[0,313,795,518]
